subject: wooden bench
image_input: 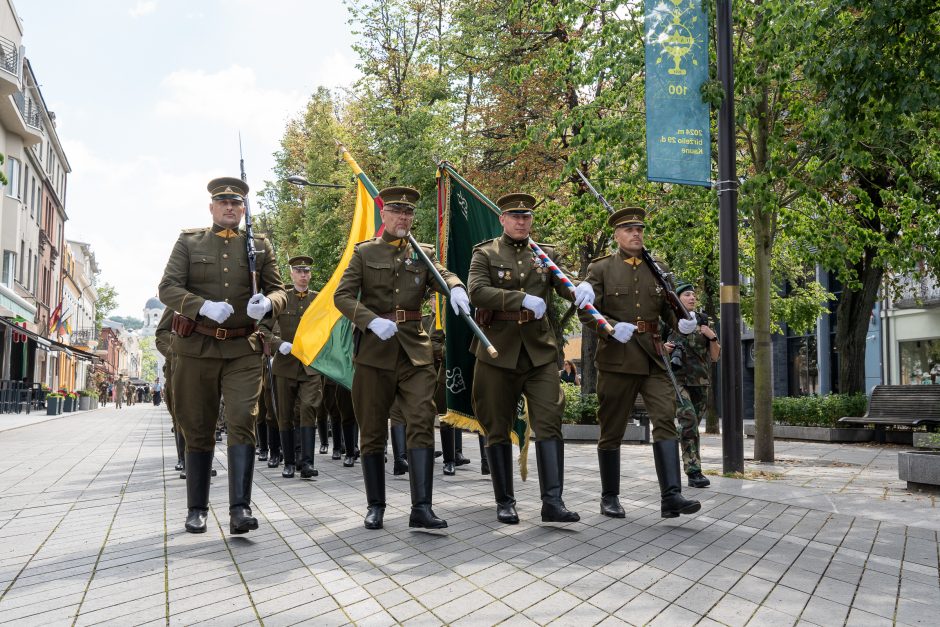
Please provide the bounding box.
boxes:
[839,385,940,443]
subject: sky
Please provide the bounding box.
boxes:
[16,0,360,318]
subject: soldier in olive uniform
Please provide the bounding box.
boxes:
[323,378,357,464]
[256,356,282,466]
[335,186,470,530]
[665,283,720,488]
[469,193,595,525]
[158,176,287,535]
[155,307,185,475]
[259,255,324,479]
[579,207,700,519]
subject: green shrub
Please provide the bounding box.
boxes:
[561,382,599,425]
[772,393,869,427]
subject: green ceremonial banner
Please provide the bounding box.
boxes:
[645,0,711,187]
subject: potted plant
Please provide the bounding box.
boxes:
[78,390,93,410]
[46,393,63,415]
[62,392,77,412]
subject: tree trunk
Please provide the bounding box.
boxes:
[581,326,598,394]
[835,247,883,394]
[752,208,775,462]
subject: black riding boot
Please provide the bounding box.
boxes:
[598,448,626,518]
[331,416,343,459]
[294,427,302,459]
[256,423,268,462]
[267,424,281,467]
[408,448,447,529]
[184,451,213,533]
[653,439,702,518]
[454,429,470,466]
[317,416,329,454]
[299,426,318,478]
[391,424,408,475]
[487,443,519,524]
[280,430,296,478]
[174,429,186,473]
[535,439,580,523]
[342,421,357,467]
[361,453,386,529]
[228,445,258,534]
[479,435,490,475]
[440,423,456,476]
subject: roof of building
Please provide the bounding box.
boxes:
[145,297,165,311]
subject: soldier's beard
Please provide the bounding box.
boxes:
[388,225,409,238]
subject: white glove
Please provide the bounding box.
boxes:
[521,294,546,319]
[368,317,398,341]
[278,342,293,355]
[612,322,637,343]
[199,300,234,324]
[449,287,471,316]
[574,281,595,309]
[247,293,272,321]
[678,315,697,334]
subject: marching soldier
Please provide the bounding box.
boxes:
[665,283,721,488]
[158,176,287,535]
[259,255,324,479]
[323,379,358,466]
[335,186,470,530]
[255,371,281,465]
[469,193,594,525]
[155,307,185,476]
[579,207,701,519]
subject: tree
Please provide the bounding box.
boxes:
[94,282,119,333]
[109,316,144,331]
[139,336,158,382]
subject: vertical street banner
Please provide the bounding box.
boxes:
[645,0,711,187]
[291,145,383,389]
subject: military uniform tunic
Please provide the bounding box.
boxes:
[259,286,324,430]
[579,249,679,447]
[154,307,176,425]
[334,231,463,455]
[158,224,287,452]
[468,233,573,445]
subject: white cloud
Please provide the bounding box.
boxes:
[128,1,157,17]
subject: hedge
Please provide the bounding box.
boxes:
[771,393,869,427]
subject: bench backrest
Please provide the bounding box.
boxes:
[867,385,940,420]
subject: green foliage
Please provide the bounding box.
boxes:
[771,393,869,427]
[139,336,158,382]
[94,283,119,333]
[109,316,144,331]
[560,382,598,425]
[0,153,6,185]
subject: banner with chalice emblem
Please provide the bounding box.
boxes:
[645,0,711,186]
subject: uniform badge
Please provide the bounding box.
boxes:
[497,270,504,279]
[404,258,413,266]
[414,275,421,285]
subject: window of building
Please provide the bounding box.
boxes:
[2,251,14,287]
[18,241,25,283]
[33,253,38,294]
[899,339,940,385]
[6,157,21,199]
[787,335,819,396]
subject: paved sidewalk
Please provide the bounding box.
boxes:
[0,405,937,626]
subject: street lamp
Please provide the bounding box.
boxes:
[285,175,346,189]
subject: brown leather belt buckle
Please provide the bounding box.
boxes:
[215,327,228,340]
[519,309,534,324]
[395,309,407,324]
[635,320,650,334]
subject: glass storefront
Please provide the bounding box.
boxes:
[899,339,940,385]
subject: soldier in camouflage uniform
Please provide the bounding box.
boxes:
[579,207,701,519]
[665,283,720,488]
[470,193,596,525]
[158,176,287,535]
[335,186,469,530]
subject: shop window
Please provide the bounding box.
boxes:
[899,339,940,385]
[788,336,819,396]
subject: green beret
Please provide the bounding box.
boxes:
[208,176,249,200]
[675,282,695,296]
[496,193,537,214]
[608,207,646,228]
[379,186,420,209]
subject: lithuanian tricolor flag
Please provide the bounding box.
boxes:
[291,145,383,389]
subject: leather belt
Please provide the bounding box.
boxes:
[193,322,255,340]
[492,309,537,324]
[378,309,422,323]
[634,319,659,334]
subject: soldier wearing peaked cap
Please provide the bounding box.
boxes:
[259,254,325,480]
[158,176,287,536]
[335,185,471,531]
[578,206,701,519]
[469,192,596,525]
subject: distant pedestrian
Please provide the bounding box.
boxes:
[560,360,580,385]
[152,378,162,406]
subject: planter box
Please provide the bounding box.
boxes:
[63,397,75,412]
[745,423,913,444]
[79,396,92,410]
[560,423,649,444]
[898,451,940,493]
[46,398,61,415]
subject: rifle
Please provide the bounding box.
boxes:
[239,133,279,423]
[575,168,691,321]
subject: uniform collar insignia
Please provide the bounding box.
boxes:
[214,228,238,239]
[623,256,642,266]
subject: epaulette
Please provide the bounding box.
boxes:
[473,237,499,250]
[180,227,205,234]
[252,232,266,240]
[591,253,612,263]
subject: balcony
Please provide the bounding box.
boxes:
[70,328,99,349]
[894,275,940,310]
[0,35,18,96]
[0,88,43,145]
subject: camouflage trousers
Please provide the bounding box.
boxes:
[677,385,708,475]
